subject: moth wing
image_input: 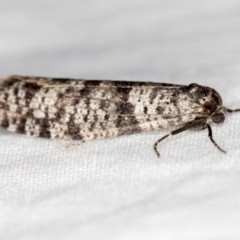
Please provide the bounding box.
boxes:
[0,75,207,142]
[0,75,185,89]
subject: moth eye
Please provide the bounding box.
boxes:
[212,114,225,124]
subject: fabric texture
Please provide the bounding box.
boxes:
[1,1,240,239]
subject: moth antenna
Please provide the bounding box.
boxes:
[207,125,226,154]
[227,108,240,113]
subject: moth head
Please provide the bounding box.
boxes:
[187,83,224,115]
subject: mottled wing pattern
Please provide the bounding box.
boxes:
[0,75,207,142]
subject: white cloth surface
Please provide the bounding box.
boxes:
[1,1,240,239]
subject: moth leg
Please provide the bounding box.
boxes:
[207,124,226,154]
[62,140,85,151]
[57,137,85,149]
[65,142,83,149]
[154,125,195,158]
[227,108,240,113]
[154,119,207,158]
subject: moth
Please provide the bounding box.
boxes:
[0,75,239,157]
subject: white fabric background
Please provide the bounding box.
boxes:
[1,1,240,239]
